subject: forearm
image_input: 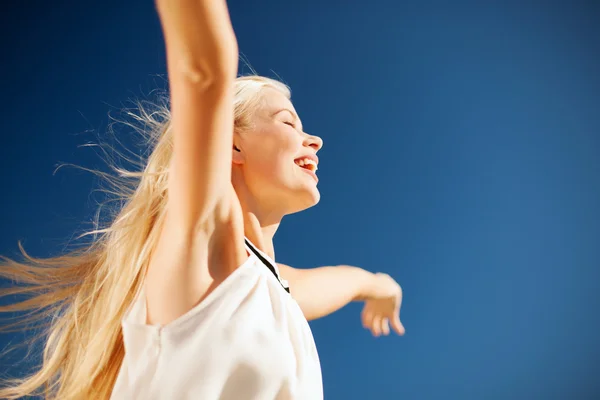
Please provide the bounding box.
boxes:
[279,264,378,321]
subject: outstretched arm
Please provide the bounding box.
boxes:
[278,264,405,336]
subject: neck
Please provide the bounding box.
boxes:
[243,213,279,259]
[232,170,284,260]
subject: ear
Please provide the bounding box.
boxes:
[232,143,245,165]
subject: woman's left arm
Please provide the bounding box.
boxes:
[278,264,405,336]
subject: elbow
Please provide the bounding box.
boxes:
[211,44,239,81]
[193,37,239,83]
[175,53,237,91]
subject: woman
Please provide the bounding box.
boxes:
[0,1,404,399]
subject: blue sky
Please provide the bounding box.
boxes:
[1,1,599,399]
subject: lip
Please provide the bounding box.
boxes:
[298,165,319,183]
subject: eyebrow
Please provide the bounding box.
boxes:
[272,108,303,131]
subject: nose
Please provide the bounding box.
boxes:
[303,132,323,152]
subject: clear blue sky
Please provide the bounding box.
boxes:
[1,1,599,399]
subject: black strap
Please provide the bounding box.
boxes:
[245,238,290,293]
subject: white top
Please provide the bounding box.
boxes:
[110,239,323,400]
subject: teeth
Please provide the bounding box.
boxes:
[295,158,318,172]
[304,160,317,171]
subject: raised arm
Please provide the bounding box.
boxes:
[157,0,238,231]
[145,1,239,326]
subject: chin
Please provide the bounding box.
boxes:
[285,186,320,215]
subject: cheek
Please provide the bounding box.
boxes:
[252,134,298,173]
[256,150,294,179]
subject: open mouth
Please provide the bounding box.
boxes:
[294,157,318,172]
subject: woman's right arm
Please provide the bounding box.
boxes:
[157,0,238,231]
[145,0,239,325]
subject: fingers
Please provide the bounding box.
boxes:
[391,312,405,336]
[362,308,382,337]
[381,318,390,336]
[363,310,392,337]
[392,286,404,336]
[363,304,404,337]
[361,308,373,330]
[371,315,382,337]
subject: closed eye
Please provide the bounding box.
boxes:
[284,121,295,128]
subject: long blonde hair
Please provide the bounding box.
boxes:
[0,75,291,399]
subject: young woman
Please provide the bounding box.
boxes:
[0,1,404,399]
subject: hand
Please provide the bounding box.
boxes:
[360,273,405,337]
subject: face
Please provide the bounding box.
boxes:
[233,88,323,216]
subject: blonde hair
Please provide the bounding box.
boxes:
[0,75,290,399]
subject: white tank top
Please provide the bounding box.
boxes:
[110,238,323,400]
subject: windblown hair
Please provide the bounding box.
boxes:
[0,75,290,399]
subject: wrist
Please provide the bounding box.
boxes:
[352,268,380,301]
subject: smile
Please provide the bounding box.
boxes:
[294,156,319,183]
[294,157,318,172]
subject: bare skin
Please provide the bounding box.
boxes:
[147,0,404,338]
